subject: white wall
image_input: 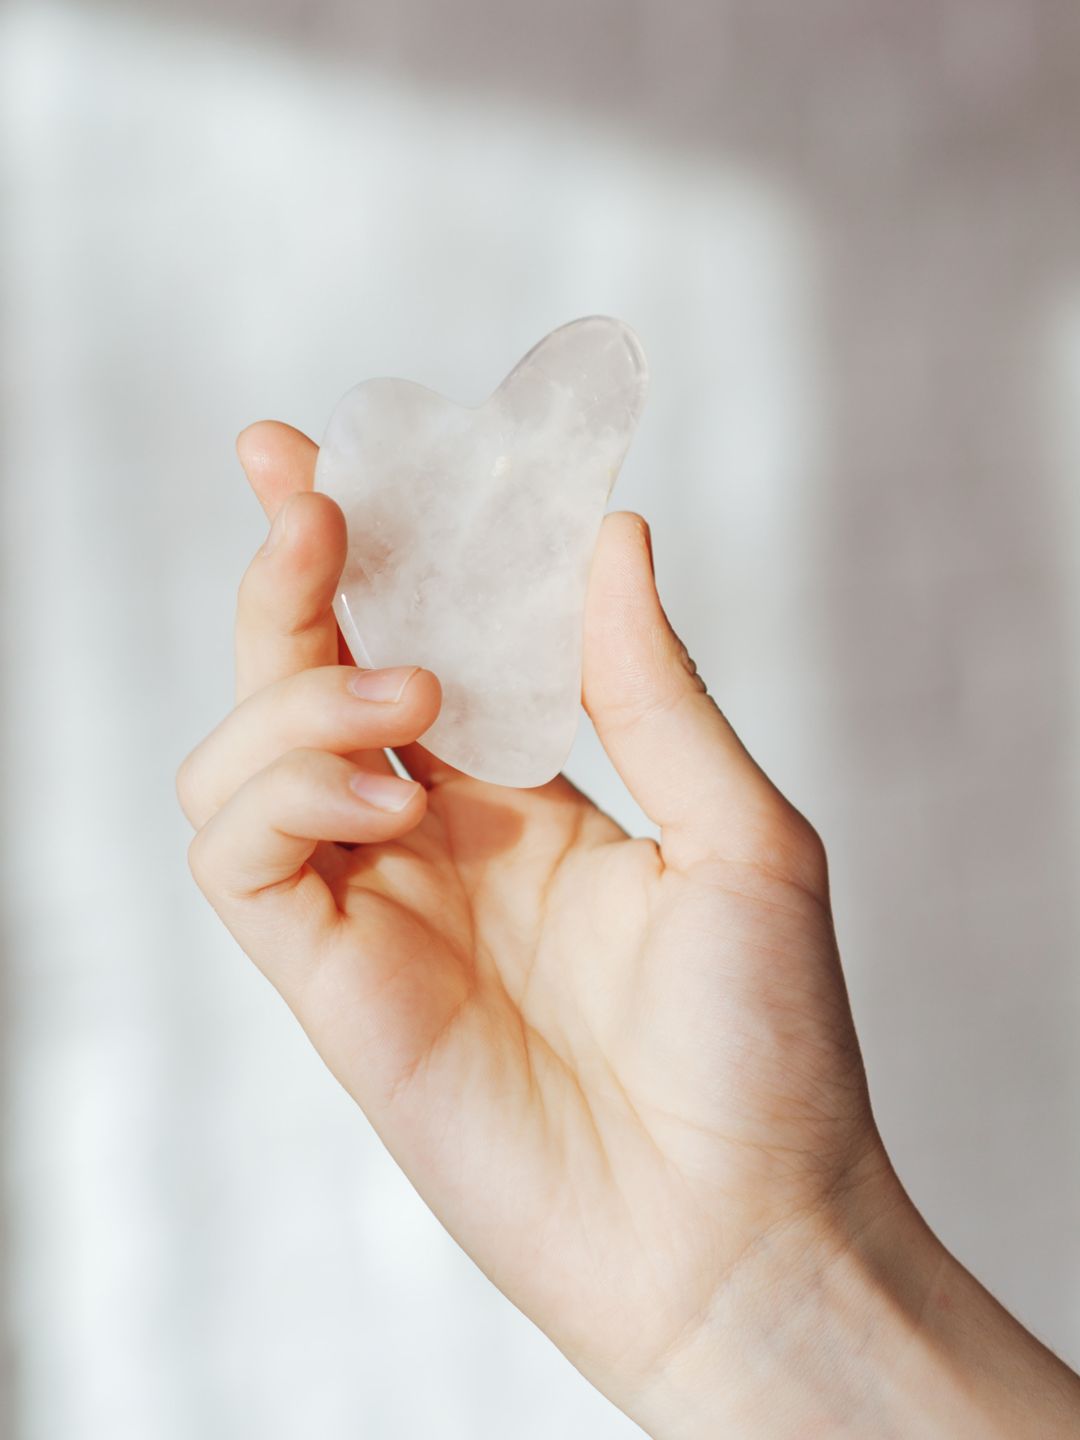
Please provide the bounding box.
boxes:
[2,2,1078,1435]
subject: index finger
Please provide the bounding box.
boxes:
[234,420,351,703]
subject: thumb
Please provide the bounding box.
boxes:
[582,511,797,872]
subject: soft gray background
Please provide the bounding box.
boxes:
[2,1,1079,1436]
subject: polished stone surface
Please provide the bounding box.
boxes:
[314,316,649,785]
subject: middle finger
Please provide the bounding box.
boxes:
[234,488,348,705]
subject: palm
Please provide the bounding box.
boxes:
[300,765,871,1384]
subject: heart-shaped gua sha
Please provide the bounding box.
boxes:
[314,315,649,787]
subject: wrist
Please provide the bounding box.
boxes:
[624,1154,1080,1439]
[622,1154,921,1438]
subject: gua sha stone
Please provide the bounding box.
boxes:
[314,315,649,787]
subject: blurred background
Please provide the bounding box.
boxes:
[2,0,1079,1435]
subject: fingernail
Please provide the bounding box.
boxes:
[348,769,419,813]
[347,666,419,703]
[261,497,292,556]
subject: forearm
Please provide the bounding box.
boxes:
[627,1181,1080,1439]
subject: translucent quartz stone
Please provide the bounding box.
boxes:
[314,315,649,787]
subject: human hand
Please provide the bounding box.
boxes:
[177,421,1080,1437]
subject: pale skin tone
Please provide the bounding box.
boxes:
[178,421,1080,1436]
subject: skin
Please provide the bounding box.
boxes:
[177,421,1080,1436]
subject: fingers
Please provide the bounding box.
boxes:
[177,664,443,829]
[234,422,346,704]
[583,512,812,874]
[187,747,425,996]
[237,420,319,516]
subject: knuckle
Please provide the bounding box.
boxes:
[186,825,215,890]
[784,810,828,880]
[766,800,835,887]
[286,664,352,709]
[670,634,708,696]
[272,744,337,791]
[595,636,690,734]
[276,668,361,737]
[174,747,202,818]
[235,553,262,615]
[744,793,829,892]
[236,667,341,745]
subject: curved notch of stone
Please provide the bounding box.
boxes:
[314,315,649,787]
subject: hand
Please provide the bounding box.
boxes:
[177,422,1080,1437]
